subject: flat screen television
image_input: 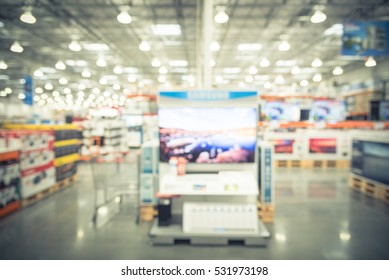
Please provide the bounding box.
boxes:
[263,102,300,121]
[310,100,346,121]
[309,138,337,154]
[159,107,257,163]
[271,139,295,154]
[379,101,389,120]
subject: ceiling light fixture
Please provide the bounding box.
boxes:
[34,69,44,77]
[158,76,166,83]
[99,77,108,85]
[18,93,26,99]
[82,69,91,78]
[159,66,168,74]
[264,82,272,89]
[113,83,121,90]
[365,56,377,67]
[245,76,254,83]
[96,57,107,67]
[169,60,188,67]
[139,41,151,51]
[311,58,323,67]
[275,75,285,84]
[151,58,161,67]
[215,75,223,84]
[300,79,309,87]
[313,73,322,82]
[248,66,258,75]
[35,87,43,94]
[44,83,53,90]
[210,41,220,51]
[151,24,181,36]
[117,10,132,24]
[128,75,136,83]
[210,59,216,67]
[78,83,86,90]
[69,40,82,52]
[0,60,7,69]
[113,66,123,74]
[214,9,229,24]
[10,41,24,53]
[59,78,68,85]
[83,43,110,51]
[278,41,290,51]
[55,61,66,70]
[333,66,343,75]
[311,10,327,24]
[20,9,36,24]
[260,58,270,67]
[291,66,301,75]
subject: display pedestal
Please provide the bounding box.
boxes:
[149,215,270,246]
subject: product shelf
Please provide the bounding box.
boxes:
[54,153,80,167]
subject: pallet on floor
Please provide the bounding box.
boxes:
[0,201,21,218]
[300,159,350,168]
[140,205,158,222]
[257,202,274,223]
[22,175,77,207]
[349,174,389,204]
[274,160,302,168]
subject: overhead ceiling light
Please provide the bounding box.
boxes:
[69,40,82,52]
[248,66,258,75]
[96,57,107,67]
[65,60,87,67]
[151,24,181,36]
[169,60,188,67]
[210,41,220,51]
[0,91,7,97]
[10,41,23,53]
[171,67,188,73]
[4,87,12,94]
[0,60,7,69]
[210,59,216,67]
[237,44,262,51]
[311,58,323,67]
[113,83,121,91]
[99,77,108,85]
[44,83,53,90]
[113,66,123,74]
[52,90,60,97]
[311,10,327,24]
[159,66,168,74]
[151,58,161,67]
[291,66,301,75]
[117,10,132,24]
[59,77,68,85]
[78,83,86,90]
[214,9,229,24]
[128,75,136,83]
[313,73,322,82]
[255,75,269,80]
[92,88,100,94]
[123,67,139,73]
[34,69,44,77]
[264,82,272,89]
[82,69,91,78]
[55,61,66,70]
[300,79,309,87]
[187,75,195,83]
[63,87,71,94]
[365,56,377,67]
[215,75,223,84]
[20,10,36,24]
[18,93,26,99]
[276,60,297,67]
[139,41,151,51]
[83,43,110,51]
[245,76,254,83]
[35,87,43,94]
[223,67,241,74]
[260,58,270,67]
[333,66,343,75]
[278,41,290,51]
[158,76,166,83]
[275,75,285,84]
[324,24,343,36]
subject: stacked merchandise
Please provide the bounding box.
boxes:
[53,125,81,182]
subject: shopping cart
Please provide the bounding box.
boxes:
[90,150,140,227]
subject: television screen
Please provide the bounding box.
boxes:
[309,138,337,154]
[300,109,310,121]
[310,100,346,121]
[159,107,257,163]
[379,101,389,120]
[271,139,295,154]
[263,102,300,121]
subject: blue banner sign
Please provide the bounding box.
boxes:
[23,75,33,106]
[159,90,257,101]
[342,21,389,56]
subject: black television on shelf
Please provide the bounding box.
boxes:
[158,107,257,163]
[300,109,310,121]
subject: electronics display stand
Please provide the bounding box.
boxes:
[149,90,270,246]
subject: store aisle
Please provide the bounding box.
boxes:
[1,164,389,260]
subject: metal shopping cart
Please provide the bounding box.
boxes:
[90,150,140,227]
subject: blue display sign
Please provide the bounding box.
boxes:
[159,90,257,101]
[342,21,389,56]
[23,75,33,106]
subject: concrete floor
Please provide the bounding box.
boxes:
[1,164,389,260]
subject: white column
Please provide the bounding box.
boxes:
[202,0,213,89]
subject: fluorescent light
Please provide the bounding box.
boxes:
[113,66,123,74]
[365,56,377,67]
[237,44,262,51]
[260,58,270,67]
[123,67,139,73]
[83,43,110,51]
[278,41,290,51]
[96,57,107,67]
[34,69,44,77]
[300,79,309,87]
[255,75,269,80]
[245,76,254,83]
[59,78,68,85]
[311,58,323,67]
[78,83,86,90]
[311,10,327,24]
[35,87,43,94]
[20,10,36,24]
[151,24,181,36]
[210,41,220,51]
[113,83,121,90]
[65,60,87,67]
[69,41,82,52]
[324,24,343,36]
[139,41,151,51]
[55,61,66,70]
[171,67,188,73]
[82,69,91,78]
[159,66,168,74]
[127,75,136,83]
[249,66,258,75]
[18,93,26,99]
[313,73,322,82]
[4,87,12,94]
[10,41,23,53]
[291,66,301,75]
[215,75,223,84]
[151,58,161,67]
[158,76,166,83]
[169,60,188,67]
[333,66,343,75]
[275,75,285,84]
[117,10,132,24]
[0,60,7,69]
[276,60,296,67]
[210,59,216,67]
[214,10,229,24]
[44,83,53,90]
[223,67,241,74]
